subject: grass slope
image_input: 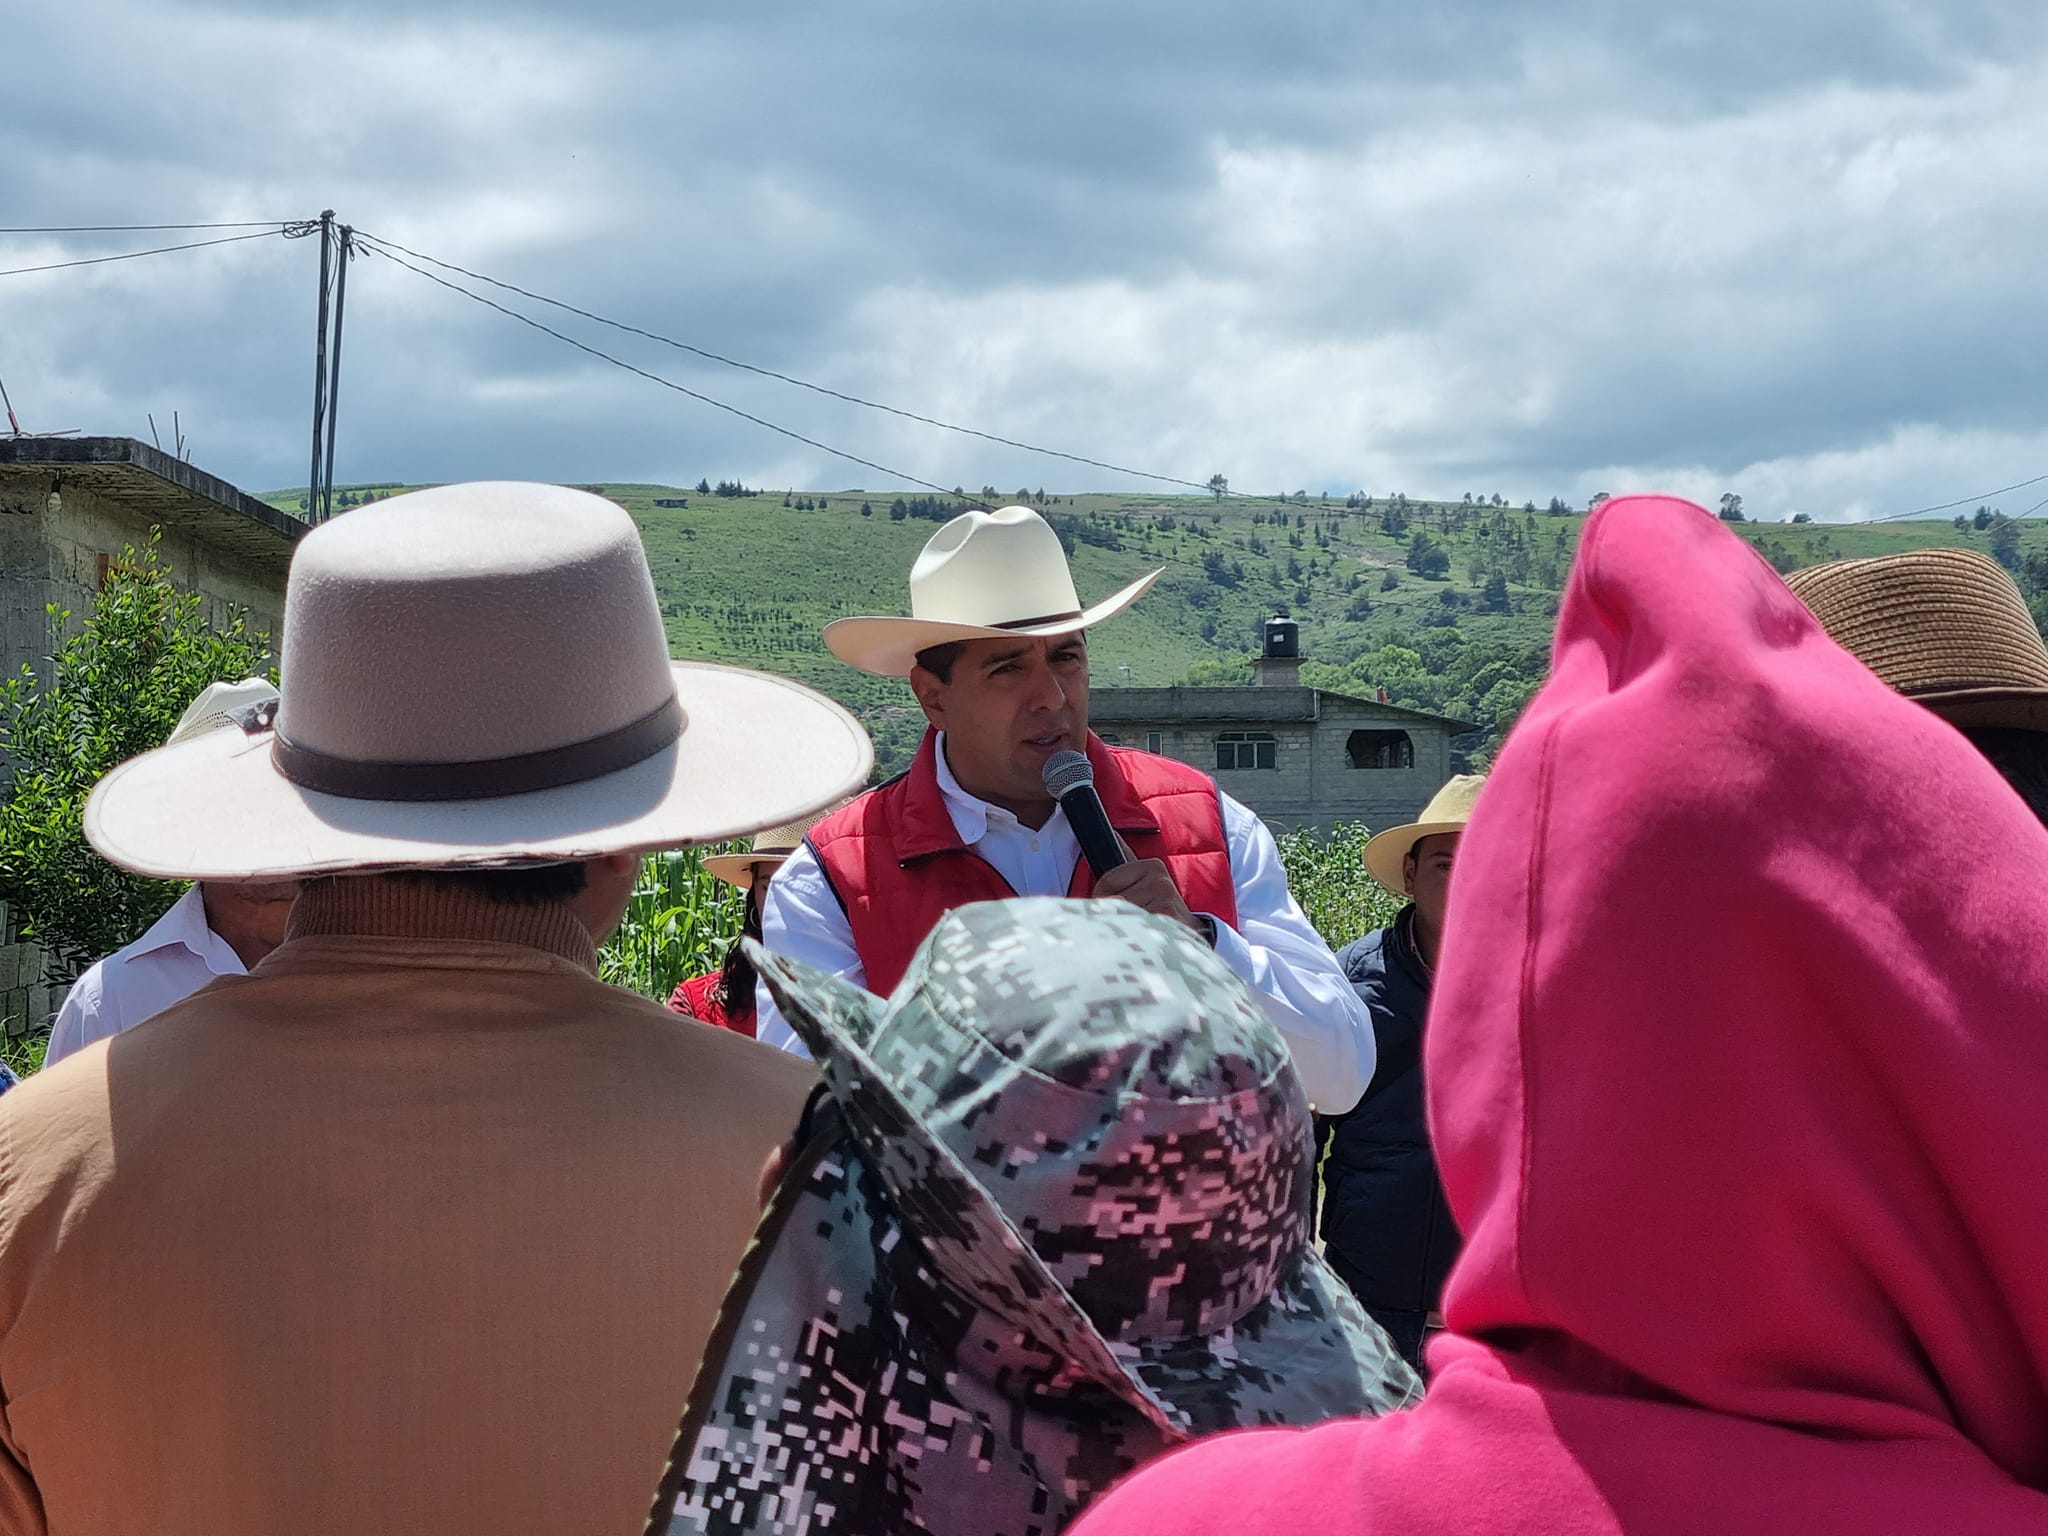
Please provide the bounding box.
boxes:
[260,483,2048,778]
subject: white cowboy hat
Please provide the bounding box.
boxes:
[823,505,1163,677]
[1362,774,1487,894]
[700,802,847,889]
[84,482,873,882]
[167,678,279,747]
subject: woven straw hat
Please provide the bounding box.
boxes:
[823,505,1161,677]
[1785,548,2048,731]
[1363,774,1487,893]
[699,802,846,889]
[165,678,278,747]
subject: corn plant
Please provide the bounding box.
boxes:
[599,824,1403,1006]
[598,844,748,1002]
[1274,821,1406,951]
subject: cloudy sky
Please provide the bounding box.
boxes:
[6,0,2047,521]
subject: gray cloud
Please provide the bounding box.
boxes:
[4,0,2047,521]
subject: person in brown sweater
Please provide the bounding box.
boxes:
[0,482,872,1536]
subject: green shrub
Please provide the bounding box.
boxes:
[0,533,270,983]
[1275,821,1405,950]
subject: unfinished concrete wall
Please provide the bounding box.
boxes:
[1092,687,1463,835]
[1,472,286,677]
[0,470,292,1034]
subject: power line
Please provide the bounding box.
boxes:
[350,228,1224,498]
[1850,471,2048,524]
[0,221,292,233]
[0,228,289,279]
[355,236,990,507]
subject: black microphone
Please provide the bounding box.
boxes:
[1043,749,1129,879]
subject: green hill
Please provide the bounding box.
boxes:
[261,483,2048,777]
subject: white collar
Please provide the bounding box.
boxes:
[119,883,239,971]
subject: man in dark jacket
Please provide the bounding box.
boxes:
[1320,775,1485,1369]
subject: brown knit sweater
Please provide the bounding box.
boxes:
[0,878,815,1535]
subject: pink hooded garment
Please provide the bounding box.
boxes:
[1071,495,2048,1535]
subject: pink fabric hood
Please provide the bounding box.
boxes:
[1073,495,2048,1535]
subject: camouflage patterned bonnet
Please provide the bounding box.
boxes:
[648,898,1419,1536]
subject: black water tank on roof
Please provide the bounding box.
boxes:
[1263,615,1300,658]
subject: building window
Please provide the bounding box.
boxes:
[1145,730,1163,755]
[1215,730,1277,770]
[1346,729,1414,770]
[1098,732,1123,745]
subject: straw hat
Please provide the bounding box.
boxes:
[84,483,873,881]
[699,803,846,889]
[1363,774,1487,893]
[166,678,278,747]
[652,899,1417,1536]
[1783,548,2048,731]
[824,505,1162,676]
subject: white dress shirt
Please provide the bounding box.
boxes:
[45,885,245,1066]
[758,735,1376,1113]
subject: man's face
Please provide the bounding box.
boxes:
[1402,832,1461,932]
[910,633,1089,812]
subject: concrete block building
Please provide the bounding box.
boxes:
[1090,617,1476,834]
[0,436,301,1032]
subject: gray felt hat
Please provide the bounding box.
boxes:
[649,898,1420,1536]
[86,482,872,880]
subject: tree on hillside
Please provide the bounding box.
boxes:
[1989,514,2022,572]
[1719,493,1745,522]
[1405,531,1450,580]
[695,479,711,494]
[1177,656,1252,686]
[0,535,270,982]
[1974,506,1996,531]
[1207,474,1229,502]
[1480,572,1511,613]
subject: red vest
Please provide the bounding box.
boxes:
[808,731,1238,997]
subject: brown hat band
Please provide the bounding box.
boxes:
[990,608,1086,631]
[269,695,685,802]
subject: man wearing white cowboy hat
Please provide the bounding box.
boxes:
[759,503,1378,1113]
[0,483,871,1536]
[44,679,303,1067]
[1321,773,1485,1369]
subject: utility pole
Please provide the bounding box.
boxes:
[319,223,354,523]
[306,211,333,522]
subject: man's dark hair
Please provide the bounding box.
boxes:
[913,641,966,683]
[1960,727,2048,827]
[384,862,592,906]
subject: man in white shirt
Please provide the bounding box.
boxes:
[761,505,1377,1114]
[45,680,300,1067]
